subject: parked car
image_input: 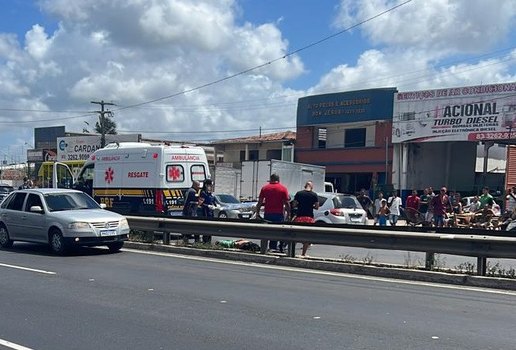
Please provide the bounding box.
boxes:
[0,184,14,203]
[0,188,130,254]
[213,193,256,219]
[314,193,368,225]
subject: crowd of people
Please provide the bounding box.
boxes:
[181,173,318,256]
[180,176,515,257]
[356,186,512,229]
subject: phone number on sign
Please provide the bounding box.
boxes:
[66,154,90,161]
[472,132,515,141]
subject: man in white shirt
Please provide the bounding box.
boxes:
[373,192,384,225]
[506,187,516,214]
[388,191,402,226]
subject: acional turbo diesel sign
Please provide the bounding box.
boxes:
[392,82,516,143]
[57,134,140,161]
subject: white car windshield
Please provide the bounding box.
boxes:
[44,192,100,212]
[333,195,361,209]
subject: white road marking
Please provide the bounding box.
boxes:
[0,263,55,275]
[0,338,34,350]
[123,248,516,296]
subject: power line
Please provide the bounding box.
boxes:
[114,0,414,112]
[0,113,97,125]
[118,126,295,134]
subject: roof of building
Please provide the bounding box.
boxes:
[211,130,296,144]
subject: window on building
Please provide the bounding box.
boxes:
[317,128,327,149]
[239,150,259,161]
[344,128,366,148]
[266,149,282,160]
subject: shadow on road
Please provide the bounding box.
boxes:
[1,243,121,257]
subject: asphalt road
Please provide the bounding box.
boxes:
[0,244,515,350]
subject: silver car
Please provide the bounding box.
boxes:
[314,193,368,225]
[213,193,256,219]
[0,184,14,203]
[0,188,130,254]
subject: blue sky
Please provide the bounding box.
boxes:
[0,0,515,163]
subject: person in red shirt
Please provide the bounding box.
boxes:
[405,189,421,223]
[431,187,450,227]
[255,173,291,252]
[406,189,420,211]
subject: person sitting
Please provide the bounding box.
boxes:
[474,204,496,229]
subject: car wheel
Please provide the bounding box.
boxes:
[107,241,124,252]
[49,229,67,255]
[0,225,13,248]
[218,212,228,219]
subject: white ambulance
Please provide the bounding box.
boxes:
[73,142,210,215]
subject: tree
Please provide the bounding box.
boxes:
[95,111,117,135]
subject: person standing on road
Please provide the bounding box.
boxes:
[357,189,373,219]
[255,173,291,252]
[431,187,450,228]
[199,179,215,244]
[425,187,436,224]
[373,192,384,226]
[182,180,201,243]
[378,199,390,226]
[292,181,319,257]
[419,188,430,222]
[505,187,516,214]
[388,191,402,226]
[406,189,421,220]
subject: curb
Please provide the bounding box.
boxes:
[123,241,516,291]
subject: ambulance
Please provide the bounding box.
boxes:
[73,142,210,216]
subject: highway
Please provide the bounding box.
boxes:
[0,244,515,350]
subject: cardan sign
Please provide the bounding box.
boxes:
[392,82,516,143]
[57,134,141,161]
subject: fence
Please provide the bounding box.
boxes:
[125,216,516,276]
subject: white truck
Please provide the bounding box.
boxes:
[58,142,211,216]
[240,159,329,200]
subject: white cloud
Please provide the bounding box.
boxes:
[311,0,516,94]
[335,0,516,56]
[0,0,302,141]
[25,24,53,59]
[0,0,515,152]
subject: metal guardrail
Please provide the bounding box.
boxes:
[125,216,516,276]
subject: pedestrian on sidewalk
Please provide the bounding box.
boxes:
[388,191,402,226]
[378,199,390,226]
[373,192,384,226]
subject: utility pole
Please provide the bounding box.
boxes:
[91,100,116,147]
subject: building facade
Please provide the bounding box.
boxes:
[392,81,516,193]
[295,88,397,194]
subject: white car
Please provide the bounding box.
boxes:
[314,193,368,225]
[0,188,130,254]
